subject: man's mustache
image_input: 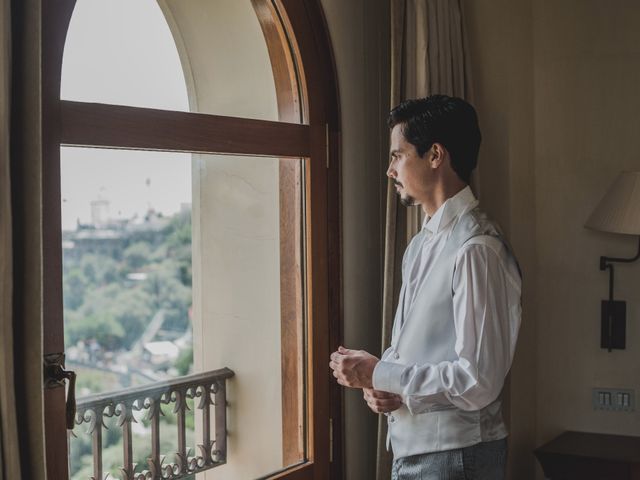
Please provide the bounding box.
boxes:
[394,180,404,188]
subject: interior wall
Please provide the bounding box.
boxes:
[533,0,640,477]
[467,0,640,478]
[320,0,390,478]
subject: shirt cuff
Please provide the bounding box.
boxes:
[372,360,407,395]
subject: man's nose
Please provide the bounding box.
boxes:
[386,163,395,178]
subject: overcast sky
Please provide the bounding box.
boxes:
[60,0,191,230]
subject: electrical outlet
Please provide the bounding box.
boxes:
[592,388,634,412]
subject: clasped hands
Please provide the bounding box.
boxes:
[329,346,402,414]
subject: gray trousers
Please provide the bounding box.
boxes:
[391,438,508,480]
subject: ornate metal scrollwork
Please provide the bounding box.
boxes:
[72,368,233,480]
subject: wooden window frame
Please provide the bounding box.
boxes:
[41,1,343,479]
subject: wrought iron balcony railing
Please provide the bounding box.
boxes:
[72,368,234,480]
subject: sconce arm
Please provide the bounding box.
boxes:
[599,236,640,271]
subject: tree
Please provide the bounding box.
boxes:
[123,242,152,270]
[66,312,125,351]
[64,268,86,310]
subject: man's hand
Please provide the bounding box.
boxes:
[363,388,403,414]
[329,346,379,389]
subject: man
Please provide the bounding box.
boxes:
[329,95,521,479]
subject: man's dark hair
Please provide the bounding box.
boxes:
[388,95,481,184]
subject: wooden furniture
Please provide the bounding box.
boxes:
[535,431,640,479]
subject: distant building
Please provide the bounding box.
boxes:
[143,341,180,368]
[62,206,175,260]
[90,198,110,227]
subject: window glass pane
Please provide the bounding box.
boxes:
[61,0,289,122]
[62,147,307,479]
[62,147,194,479]
[61,147,192,392]
[61,0,190,113]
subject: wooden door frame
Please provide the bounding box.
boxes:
[41,1,343,479]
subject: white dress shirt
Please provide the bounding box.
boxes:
[373,186,522,414]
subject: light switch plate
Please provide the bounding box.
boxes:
[592,388,634,412]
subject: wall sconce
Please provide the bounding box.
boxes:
[585,171,640,352]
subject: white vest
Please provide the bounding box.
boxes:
[387,207,513,458]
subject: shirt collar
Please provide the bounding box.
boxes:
[423,186,478,234]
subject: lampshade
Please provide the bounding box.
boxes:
[585,171,640,235]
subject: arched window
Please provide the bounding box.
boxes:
[42,1,341,479]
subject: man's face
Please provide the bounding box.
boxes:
[387,124,431,207]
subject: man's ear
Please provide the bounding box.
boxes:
[429,143,446,169]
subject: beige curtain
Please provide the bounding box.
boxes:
[377,0,472,478]
[0,1,46,479]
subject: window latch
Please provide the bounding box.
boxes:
[43,353,77,430]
